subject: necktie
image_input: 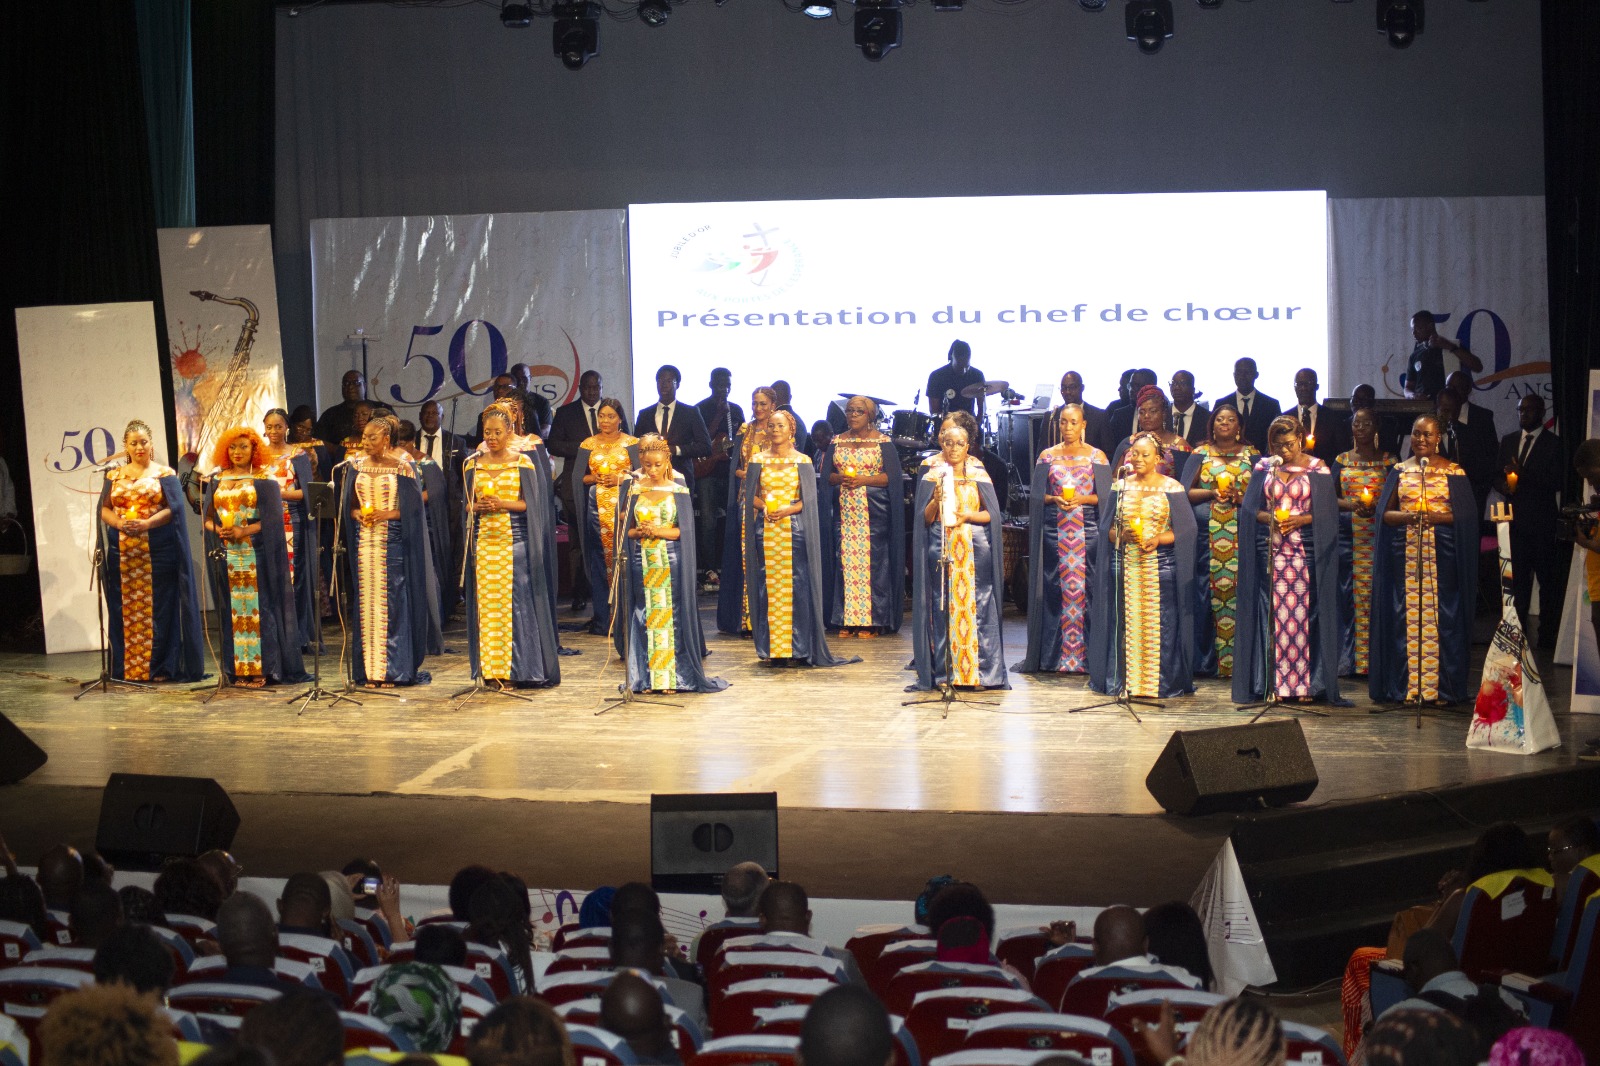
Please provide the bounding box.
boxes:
[1300,407,1311,429]
[660,403,672,437]
[585,405,595,435]
[424,432,436,459]
[1518,431,1533,466]
[1176,411,1187,439]
[1242,395,1251,419]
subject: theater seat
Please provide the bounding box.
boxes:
[1103,989,1226,1066]
[352,962,498,1005]
[994,930,1053,986]
[929,1051,1076,1066]
[904,988,1051,1061]
[1450,869,1559,981]
[536,969,617,1007]
[339,1011,418,1053]
[546,946,617,977]
[278,931,359,1005]
[1551,856,1600,972]
[163,914,218,952]
[1059,969,1193,1021]
[0,966,92,1044]
[710,951,846,998]
[691,1034,800,1066]
[555,996,706,1057]
[21,946,96,973]
[0,922,41,969]
[182,954,326,991]
[556,926,611,953]
[845,925,930,994]
[568,1023,641,1066]
[697,921,764,976]
[885,962,1022,1016]
[1280,1021,1347,1066]
[710,979,837,1037]
[1030,944,1095,1013]
[963,1012,1137,1066]
[166,981,283,1020]
[464,942,521,999]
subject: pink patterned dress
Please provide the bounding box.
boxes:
[1261,457,1328,697]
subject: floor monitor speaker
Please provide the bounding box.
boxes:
[651,792,778,894]
[95,773,240,870]
[1146,720,1318,816]
[0,713,46,784]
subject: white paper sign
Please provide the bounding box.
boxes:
[1191,840,1277,995]
[15,303,169,654]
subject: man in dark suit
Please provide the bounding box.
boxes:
[771,379,812,456]
[1495,394,1565,647]
[635,364,712,488]
[1219,357,1282,452]
[1290,368,1350,465]
[415,400,468,610]
[695,368,744,580]
[1105,368,1156,447]
[510,362,554,437]
[315,370,366,448]
[1168,370,1210,448]
[1042,370,1111,452]
[1435,390,1494,526]
[546,370,614,612]
[1446,370,1499,455]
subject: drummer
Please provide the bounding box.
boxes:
[927,339,988,419]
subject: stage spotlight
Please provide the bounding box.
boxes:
[802,0,835,18]
[553,1,600,69]
[1125,0,1173,53]
[1077,0,1107,9]
[932,0,963,10]
[638,0,670,25]
[1377,0,1422,48]
[500,0,533,27]
[854,0,902,60]
[1195,0,1220,7]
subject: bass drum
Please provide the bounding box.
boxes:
[890,409,934,446]
[1002,522,1029,612]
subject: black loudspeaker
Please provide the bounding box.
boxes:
[0,713,46,784]
[651,792,778,894]
[95,774,240,871]
[1145,720,1318,816]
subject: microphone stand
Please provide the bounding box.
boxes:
[287,481,356,713]
[1071,475,1152,720]
[332,463,400,706]
[198,478,235,705]
[76,478,154,699]
[596,482,681,715]
[452,462,534,708]
[903,471,1000,718]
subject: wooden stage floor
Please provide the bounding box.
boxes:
[4,604,1597,817]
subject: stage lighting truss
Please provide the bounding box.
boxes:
[1125,0,1174,53]
[1377,0,1423,48]
[854,0,902,61]
[553,1,601,68]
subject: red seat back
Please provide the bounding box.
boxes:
[0,967,92,1044]
[691,1037,800,1066]
[546,947,616,977]
[465,944,519,1000]
[843,927,928,993]
[884,963,1017,1016]
[1104,991,1226,1066]
[710,980,835,1038]
[1554,861,1600,971]
[994,931,1052,985]
[549,923,583,953]
[1453,872,1561,981]
[166,983,283,1020]
[709,953,845,999]
[903,989,1049,1060]
[962,1012,1138,1066]
[1059,976,1189,1021]
[277,937,354,1007]
[697,925,760,976]
[539,975,615,1008]
[339,1012,412,1053]
[0,922,42,969]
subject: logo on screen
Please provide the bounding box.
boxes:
[675,221,802,304]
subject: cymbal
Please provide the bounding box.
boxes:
[837,393,898,407]
[960,379,1010,399]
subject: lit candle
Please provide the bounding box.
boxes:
[1305,434,1316,450]
[219,510,234,529]
[1359,487,1373,507]
[1505,471,1519,492]
[1274,506,1291,525]
[1215,471,1233,495]
[1061,483,1077,502]
[844,466,856,477]
[124,505,138,521]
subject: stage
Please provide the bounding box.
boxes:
[2,604,1597,911]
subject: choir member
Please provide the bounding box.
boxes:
[818,396,905,639]
[717,386,777,636]
[262,408,319,651]
[1185,405,1258,678]
[1335,407,1395,676]
[574,399,640,636]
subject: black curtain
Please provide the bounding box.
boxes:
[1543,0,1600,491]
[0,1,176,650]
[192,0,275,227]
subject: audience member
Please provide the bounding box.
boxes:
[153,858,225,922]
[37,844,85,917]
[69,881,125,949]
[342,858,381,909]
[468,876,536,995]
[370,961,463,1053]
[116,887,166,927]
[797,985,893,1066]
[1387,929,1524,1039]
[195,852,242,899]
[578,886,616,928]
[277,872,335,938]
[92,924,175,996]
[449,865,499,922]
[687,862,767,961]
[0,872,50,942]
[1076,905,1201,987]
[1548,815,1600,902]
[1488,1028,1585,1066]
[38,982,178,1066]
[611,881,686,972]
[721,880,864,985]
[465,996,575,1066]
[610,910,705,1030]
[1140,996,1285,1066]
[237,987,343,1066]
[318,870,356,926]
[1142,901,1215,991]
[210,891,299,993]
[81,852,115,887]
[1427,822,1540,936]
[600,972,681,1066]
[415,922,469,967]
[1364,1007,1480,1066]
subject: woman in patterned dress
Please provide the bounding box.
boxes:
[574,399,641,636]
[201,427,306,687]
[718,386,778,635]
[818,396,905,639]
[98,419,205,683]
[614,435,726,694]
[746,411,855,668]
[1232,415,1343,704]
[1335,407,1395,676]
[1185,405,1258,678]
[911,422,1008,691]
[1020,404,1109,675]
[1110,385,1196,480]
[463,405,558,689]
[261,408,319,652]
[1088,433,1197,699]
[341,415,431,687]
[1370,416,1477,705]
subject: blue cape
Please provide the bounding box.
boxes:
[1086,484,1198,697]
[98,471,206,682]
[910,468,1010,690]
[612,479,727,693]
[1018,457,1111,673]
[340,465,433,685]
[1231,465,1346,704]
[202,477,309,684]
[1368,468,1479,703]
[575,441,642,633]
[464,458,560,686]
[717,429,757,635]
[816,439,906,633]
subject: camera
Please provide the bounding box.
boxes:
[1556,501,1600,543]
[359,876,381,896]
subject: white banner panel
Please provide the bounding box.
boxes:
[628,192,1330,424]
[309,211,631,437]
[1329,196,1551,428]
[157,225,287,473]
[15,303,169,655]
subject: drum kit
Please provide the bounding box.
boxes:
[837,382,1044,521]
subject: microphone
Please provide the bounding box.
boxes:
[1418,456,1429,470]
[1266,455,1283,468]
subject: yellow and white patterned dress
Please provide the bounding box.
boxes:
[923,457,990,687]
[353,461,413,683]
[633,487,684,691]
[756,454,807,658]
[832,436,890,629]
[468,453,533,681]
[1115,476,1185,698]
